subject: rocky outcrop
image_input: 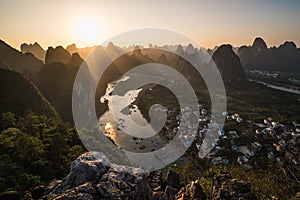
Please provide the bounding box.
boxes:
[36,152,258,200]
[43,152,152,200]
[44,152,152,200]
[211,172,257,200]
[175,180,207,200]
[39,152,191,200]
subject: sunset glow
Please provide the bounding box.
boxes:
[0,0,299,49]
[72,17,103,46]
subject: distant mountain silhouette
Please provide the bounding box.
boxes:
[1,38,299,123]
[0,40,43,80]
[66,43,96,59]
[238,37,300,72]
[0,68,57,117]
[34,49,91,121]
[212,44,246,84]
[20,42,46,62]
[66,43,77,55]
[69,52,84,67]
[45,46,72,64]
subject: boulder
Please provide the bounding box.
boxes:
[43,152,152,200]
[175,180,206,200]
[166,170,181,189]
[211,172,257,200]
[42,152,260,200]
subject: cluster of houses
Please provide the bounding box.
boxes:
[202,113,300,169]
[223,112,243,123]
[248,69,280,78]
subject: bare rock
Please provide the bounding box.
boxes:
[43,152,152,200]
[166,170,181,189]
[176,180,206,200]
[211,172,257,200]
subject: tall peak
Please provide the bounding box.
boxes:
[252,37,267,52]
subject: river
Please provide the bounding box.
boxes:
[99,77,167,153]
[249,79,300,95]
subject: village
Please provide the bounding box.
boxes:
[196,111,300,172]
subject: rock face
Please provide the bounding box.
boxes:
[212,44,246,84]
[211,172,257,200]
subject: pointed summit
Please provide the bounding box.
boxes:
[176,44,184,55]
[66,43,77,55]
[185,43,196,54]
[212,44,245,84]
[252,37,267,53]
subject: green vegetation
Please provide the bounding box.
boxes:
[246,71,300,87]
[0,112,86,194]
[226,82,300,121]
[170,153,298,199]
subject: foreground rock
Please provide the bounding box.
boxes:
[175,180,207,200]
[211,172,257,200]
[36,152,257,200]
[43,152,151,200]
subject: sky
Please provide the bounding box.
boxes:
[0,0,300,49]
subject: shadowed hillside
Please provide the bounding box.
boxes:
[0,68,57,117]
[0,40,43,80]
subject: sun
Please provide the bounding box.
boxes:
[73,17,103,46]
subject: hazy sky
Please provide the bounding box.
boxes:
[0,0,300,49]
